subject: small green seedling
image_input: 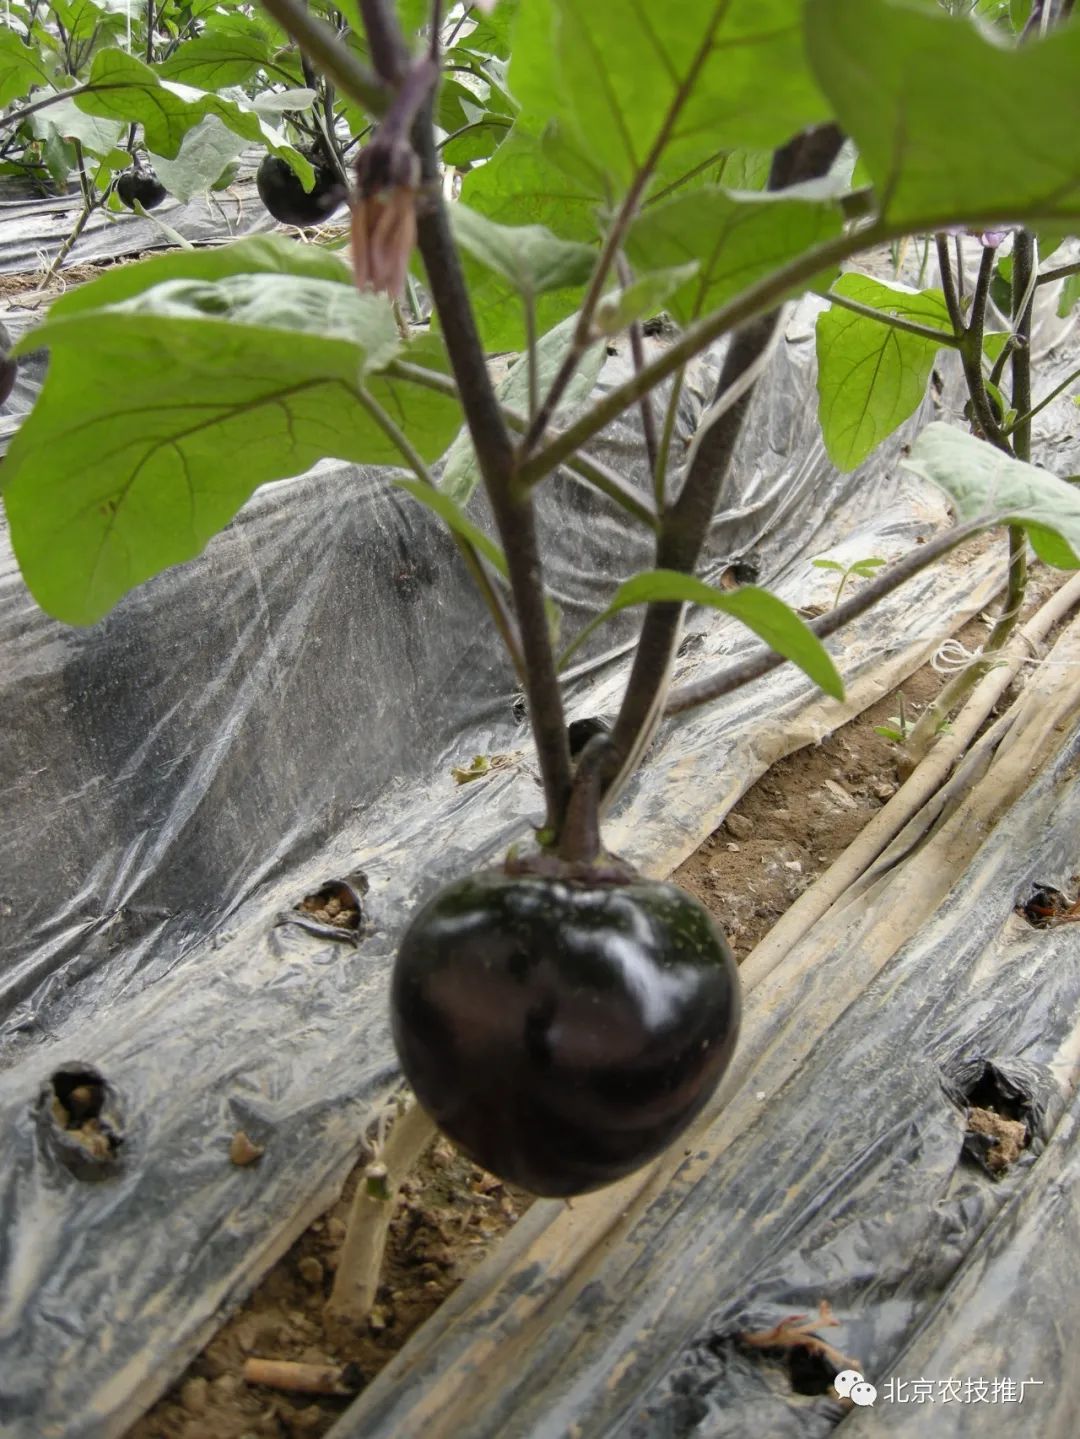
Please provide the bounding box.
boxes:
[812,556,888,609]
[873,689,914,744]
[874,691,951,744]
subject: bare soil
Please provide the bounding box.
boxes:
[0,257,145,305]
[129,585,1057,1439]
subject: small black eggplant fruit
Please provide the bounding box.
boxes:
[256,154,345,227]
[392,869,741,1197]
[116,167,168,211]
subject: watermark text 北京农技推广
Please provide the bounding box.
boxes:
[833,1370,1044,1408]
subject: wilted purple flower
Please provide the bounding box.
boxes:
[351,135,420,299]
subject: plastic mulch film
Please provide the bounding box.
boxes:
[329,607,1080,1439]
[1,266,1077,1436]
[0,162,277,276]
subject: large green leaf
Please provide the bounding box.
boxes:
[440,313,607,505]
[464,0,521,59]
[455,127,605,348]
[0,28,54,106]
[461,124,605,241]
[441,113,513,166]
[559,569,844,698]
[45,234,353,317]
[805,0,1080,228]
[816,275,952,472]
[74,48,311,178]
[510,0,829,192]
[451,204,596,297]
[626,186,843,325]
[49,0,115,46]
[903,424,1080,569]
[30,96,122,156]
[157,19,271,90]
[3,265,461,624]
[149,115,250,203]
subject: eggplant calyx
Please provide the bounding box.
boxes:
[503,846,640,887]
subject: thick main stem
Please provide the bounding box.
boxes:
[390,30,572,830]
[905,231,1035,762]
[602,125,845,803]
[605,312,780,798]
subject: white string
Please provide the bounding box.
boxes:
[929,633,1080,676]
[930,638,982,674]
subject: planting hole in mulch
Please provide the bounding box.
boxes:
[964,1107,1028,1175]
[953,1060,1039,1177]
[732,1302,861,1398]
[130,589,1067,1439]
[1016,882,1080,928]
[290,876,368,937]
[41,1063,124,1179]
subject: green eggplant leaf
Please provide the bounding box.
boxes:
[30,96,123,156]
[626,186,843,325]
[44,234,354,318]
[456,126,606,349]
[450,205,597,299]
[3,260,461,625]
[441,114,513,166]
[509,0,829,192]
[806,0,1080,228]
[157,21,271,90]
[903,423,1080,569]
[816,274,952,472]
[74,48,311,178]
[0,29,55,106]
[149,116,250,203]
[559,569,844,699]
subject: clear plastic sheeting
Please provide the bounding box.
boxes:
[329,606,1080,1439]
[0,261,1077,1437]
[0,160,278,276]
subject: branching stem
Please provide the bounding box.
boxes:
[357,0,574,832]
[517,8,730,462]
[597,125,846,805]
[260,0,388,114]
[385,358,660,529]
[618,255,660,479]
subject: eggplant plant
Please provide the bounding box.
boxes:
[0,1,517,263]
[4,0,1080,1215]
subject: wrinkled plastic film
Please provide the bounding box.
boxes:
[1,237,1078,1436]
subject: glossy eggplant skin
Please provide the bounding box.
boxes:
[256,155,344,227]
[116,169,168,211]
[391,871,741,1197]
